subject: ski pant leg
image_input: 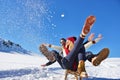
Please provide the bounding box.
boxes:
[78,50,86,61]
[85,51,95,62]
[61,36,85,69]
[51,50,65,69]
[65,36,84,61]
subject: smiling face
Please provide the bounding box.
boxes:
[60,39,66,47]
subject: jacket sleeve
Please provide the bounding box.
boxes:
[43,43,62,51]
[84,37,102,49]
[50,45,62,51]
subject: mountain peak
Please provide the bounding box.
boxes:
[0,38,31,55]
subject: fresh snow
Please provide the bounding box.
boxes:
[0,52,120,80]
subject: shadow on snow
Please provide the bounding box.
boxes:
[0,68,39,78]
[86,77,120,80]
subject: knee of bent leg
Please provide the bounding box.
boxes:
[78,53,86,61]
[85,51,93,58]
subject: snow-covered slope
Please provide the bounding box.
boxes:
[0,38,31,55]
[0,52,120,80]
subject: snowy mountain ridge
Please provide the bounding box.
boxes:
[0,38,31,55]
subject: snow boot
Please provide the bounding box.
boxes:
[39,44,55,61]
[92,48,110,66]
[77,60,88,78]
[81,15,96,38]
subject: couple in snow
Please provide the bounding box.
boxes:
[39,15,110,78]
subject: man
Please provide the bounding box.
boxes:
[40,38,66,67]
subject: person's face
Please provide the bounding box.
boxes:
[65,40,74,51]
[60,40,66,46]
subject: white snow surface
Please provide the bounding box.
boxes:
[0,52,120,80]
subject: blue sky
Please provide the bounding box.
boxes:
[0,0,120,57]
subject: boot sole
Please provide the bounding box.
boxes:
[92,48,110,66]
[82,16,96,35]
[39,45,55,61]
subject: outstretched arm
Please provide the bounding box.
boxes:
[43,43,62,51]
[83,33,95,45]
[84,34,102,49]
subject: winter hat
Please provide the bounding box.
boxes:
[67,36,77,44]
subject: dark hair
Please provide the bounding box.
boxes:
[60,38,66,42]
